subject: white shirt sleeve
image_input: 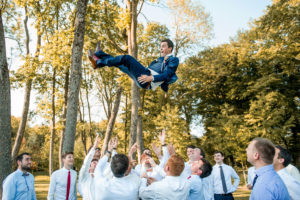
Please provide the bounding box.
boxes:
[94,155,109,178]
[159,146,169,168]
[231,167,240,192]
[139,178,156,199]
[79,148,95,191]
[74,173,77,200]
[47,172,56,200]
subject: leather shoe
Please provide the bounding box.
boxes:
[88,49,98,69]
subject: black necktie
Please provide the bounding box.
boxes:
[220,166,228,194]
[252,174,258,188]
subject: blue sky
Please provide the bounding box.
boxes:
[10,0,272,135]
[141,0,271,46]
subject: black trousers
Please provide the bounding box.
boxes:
[214,193,234,200]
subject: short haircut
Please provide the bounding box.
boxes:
[91,158,99,163]
[200,159,212,178]
[62,152,74,159]
[111,154,129,178]
[276,145,291,167]
[186,145,196,149]
[214,150,224,157]
[253,138,275,164]
[16,152,31,163]
[166,154,185,176]
[161,39,174,52]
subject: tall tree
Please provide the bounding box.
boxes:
[62,0,89,153]
[0,4,12,198]
[11,1,42,162]
[101,87,123,156]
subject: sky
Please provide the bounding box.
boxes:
[9,0,272,136]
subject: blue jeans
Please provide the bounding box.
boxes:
[94,50,151,89]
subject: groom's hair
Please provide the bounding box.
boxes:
[111,154,129,178]
[161,39,174,52]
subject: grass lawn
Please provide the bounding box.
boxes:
[34,172,250,200]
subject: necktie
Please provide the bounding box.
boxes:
[220,166,228,194]
[66,170,71,200]
[252,174,258,188]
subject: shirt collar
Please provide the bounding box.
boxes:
[62,167,71,172]
[16,169,29,176]
[255,164,274,176]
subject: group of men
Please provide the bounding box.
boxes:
[2,132,300,200]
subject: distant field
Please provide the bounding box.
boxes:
[34,172,251,200]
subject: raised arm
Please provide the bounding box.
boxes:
[79,135,100,183]
[94,137,116,178]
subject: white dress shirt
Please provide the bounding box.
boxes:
[277,168,300,200]
[134,146,169,180]
[47,167,77,200]
[78,148,95,200]
[139,176,190,200]
[181,162,192,179]
[247,166,256,185]
[187,175,204,200]
[94,155,140,200]
[286,164,300,182]
[2,169,36,200]
[202,174,214,200]
[212,163,240,194]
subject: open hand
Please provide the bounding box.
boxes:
[138,75,153,84]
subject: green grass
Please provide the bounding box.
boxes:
[34,172,250,200]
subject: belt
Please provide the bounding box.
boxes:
[215,193,232,196]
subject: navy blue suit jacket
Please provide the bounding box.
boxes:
[148,56,179,92]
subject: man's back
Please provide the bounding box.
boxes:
[95,173,140,200]
[277,168,300,200]
[250,165,289,200]
[139,176,190,200]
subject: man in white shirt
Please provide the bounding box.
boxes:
[246,166,255,190]
[180,145,196,179]
[187,158,213,200]
[94,137,140,200]
[273,145,300,200]
[139,154,190,200]
[78,135,101,200]
[212,151,240,200]
[48,152,77,200]
[135,129,169,179]
[193,147,214,200]
[286,164,300,182]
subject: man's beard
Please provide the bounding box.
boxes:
[21,165,31,171]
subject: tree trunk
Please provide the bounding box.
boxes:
[49,68,56,175]
[79,89,87,155]
[126,0,142,151]
[12,6,42,161]
[124,93,128,153]
[62,0,88,153]
[0,11,12,199]
[136,115,144,156]
[101,87,123,156]
[59,67,69,167]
